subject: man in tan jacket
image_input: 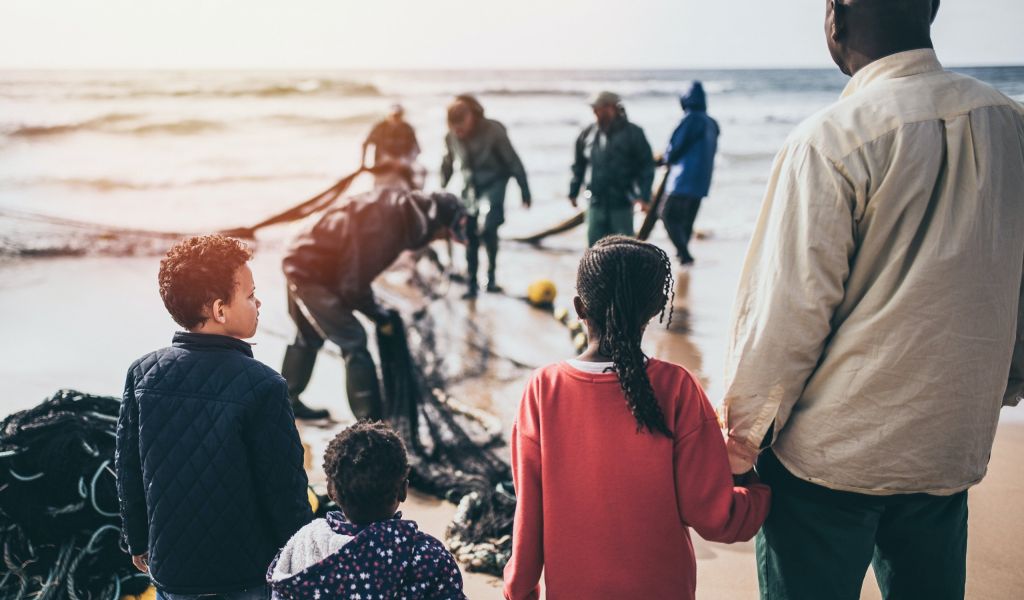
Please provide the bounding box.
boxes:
[723,1,1024,598]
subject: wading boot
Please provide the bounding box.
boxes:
[282,345,330,420]
[345,350,384,420]
[291,398,330,421]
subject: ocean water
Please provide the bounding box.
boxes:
[2,67,1022,252]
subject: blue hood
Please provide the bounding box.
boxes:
[680,81,707,112]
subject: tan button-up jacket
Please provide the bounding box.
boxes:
[724,49,1024,495]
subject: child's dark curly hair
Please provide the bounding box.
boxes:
[576,235,674,437]
[323,421,410,514]
[158,234,252,330]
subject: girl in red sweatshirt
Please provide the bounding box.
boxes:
[503,236,770,600]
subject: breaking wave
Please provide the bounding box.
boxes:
[77,79,382,100]
[1,173,326,192]
[4,110,382,138]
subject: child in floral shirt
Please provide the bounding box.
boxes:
[268,422,465,600]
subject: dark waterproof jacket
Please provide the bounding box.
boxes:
[665,82,720,198]
[283,188,458,311]
[441,118,531,223]
[570,113,655,207]
[116,332,312,594]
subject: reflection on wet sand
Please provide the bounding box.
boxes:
[650,269,707,389]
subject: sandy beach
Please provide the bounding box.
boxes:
[1,216,1021,598]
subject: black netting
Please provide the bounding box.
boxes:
[376,306,516,575]
[0,390,151,600]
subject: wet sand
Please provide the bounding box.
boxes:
[1,222,1022,598]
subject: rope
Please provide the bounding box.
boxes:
[8,469,44,482]
[0,391,151,600]
[89,460,119,517]
[0,167,364,244]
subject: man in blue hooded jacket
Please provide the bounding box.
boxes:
[660,81,719,265]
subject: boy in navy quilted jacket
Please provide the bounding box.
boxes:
[268,421,466,600]
[116,235,313,600]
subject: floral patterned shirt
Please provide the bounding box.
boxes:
[268,511,465,600]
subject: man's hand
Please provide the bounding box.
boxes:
[725,435,760,476]
[637,200,652,214]
[568,196,578,208]
[132,552,150,574]
[522,197,532,209]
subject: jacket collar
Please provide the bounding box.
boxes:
[172,331,254,358]
[326,510,404,535]
[841,48,943,99]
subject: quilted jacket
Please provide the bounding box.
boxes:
[115,332,313,594]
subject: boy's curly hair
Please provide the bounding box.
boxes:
[323,421,410,513]
[158,235,252,330]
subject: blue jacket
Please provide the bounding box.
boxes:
[664,82,720,199]
[115,332,313,594]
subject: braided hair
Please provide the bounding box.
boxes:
[576,235,674,436]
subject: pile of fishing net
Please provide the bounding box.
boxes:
[0,389,150,600]
[377,306,517,576]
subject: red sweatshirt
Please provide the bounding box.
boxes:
[503,359,771,600]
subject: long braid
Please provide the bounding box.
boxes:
[576,236,675,436]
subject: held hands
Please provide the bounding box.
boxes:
[132,552,150,573]
[725,434,760,476]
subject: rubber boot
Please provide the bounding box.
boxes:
[281,345,330,420]
[485,233,502,293]
[464,239,480,298]
[345,350,384,420]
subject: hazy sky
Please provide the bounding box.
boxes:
[2,0,1022,69]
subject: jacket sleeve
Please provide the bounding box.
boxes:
[1006,255,1024,407]
[665,117,703,166]
[568,128,589,200]
[440,134,455,188]
[496,126,531,202]
[632,128,656,202]
[115,366,148,555]
[503,383,543,600]
[724,142,856,450]
[245,377,313,545]
[675,381,771,543]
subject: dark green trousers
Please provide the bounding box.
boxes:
[756,451,968,600]
[586,203,634,247]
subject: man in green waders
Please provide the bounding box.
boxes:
[569,91,655,247]
[441,95,531,299]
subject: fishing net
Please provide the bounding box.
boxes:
[0,389,151,600]
[376,307,516,576]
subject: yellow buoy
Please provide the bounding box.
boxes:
[122,586,156,600]
[553,306,570,323]
[526,279,557,307]
[573,332,588,353]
